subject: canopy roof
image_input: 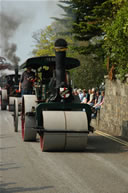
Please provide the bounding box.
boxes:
[20,56,80,70]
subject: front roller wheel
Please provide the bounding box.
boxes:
[14,98,19,132]
[21,95,37,141]
[40,111,89,152]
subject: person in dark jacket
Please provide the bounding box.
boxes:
[19,67,35,96]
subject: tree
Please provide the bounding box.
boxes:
[64,0,128,80]
[72,54,106,89]
[52,0,74,36]
[101,0,128,79]
[32,25,56,56]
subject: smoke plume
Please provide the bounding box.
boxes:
[0,11,22,68]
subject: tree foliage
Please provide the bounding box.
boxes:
[70,0,128,79]
[73,55,106,89]
[70,0,104,40]
[102,0,128,79]
[32,25,55,56]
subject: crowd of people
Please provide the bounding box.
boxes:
[73,88,105,118]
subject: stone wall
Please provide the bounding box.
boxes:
[92,74,128,139]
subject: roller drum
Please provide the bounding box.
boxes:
[41,111,88,151]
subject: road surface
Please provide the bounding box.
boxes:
[0,110,128,193]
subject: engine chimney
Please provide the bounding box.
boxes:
[54,39,67,88]
[15,65,19,85]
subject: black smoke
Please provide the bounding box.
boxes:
[0,12,22,68]
[4,43,20,66]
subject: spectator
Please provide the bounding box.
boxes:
[73,88,78,96]
[78,89,84,102]
[19,67,35,96]
[81,89,89,103]
[92,91,105,118]
[94,91,105,110]
[87,88,95,106]
[94,90,100,105]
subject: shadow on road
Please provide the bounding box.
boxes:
[0,162,21,171]
[0,146,16,150]
[0,182,54,193]
[87,135,128,153]
[40,134,128,154]
[0,134,15,139]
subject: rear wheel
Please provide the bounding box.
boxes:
[1,103,7,110]
[40,135,44,152]
[21,95,37,141]
[14,98,18,132]
[9,97,16,111]
[22,114,25,139]
[1,89,7,110]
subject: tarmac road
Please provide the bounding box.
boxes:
[0,110,128,193]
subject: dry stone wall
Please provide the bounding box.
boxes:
[93,74,128,139]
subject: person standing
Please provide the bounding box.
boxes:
[19,67,35,96]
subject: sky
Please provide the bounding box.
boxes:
[0,0,63,68]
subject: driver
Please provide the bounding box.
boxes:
[19,67,35,96]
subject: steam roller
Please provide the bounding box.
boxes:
[17,38,94,151]
[7,72,21,112]
[0,70,21,112]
